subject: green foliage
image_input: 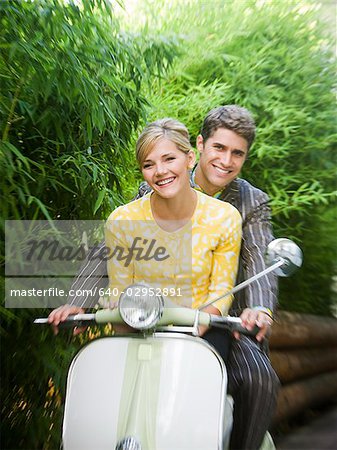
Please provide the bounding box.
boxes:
[1,0,336,448]
[1,304,78,449]
[0,0,178,222]
[0,1,178,448]
[279,205,337,315]
[134,0,337,315]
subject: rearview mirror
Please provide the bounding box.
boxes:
[265,238,303,277]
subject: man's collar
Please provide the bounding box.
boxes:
[190,165,222,197]
[190,164,240,202]
[217,178,240,206]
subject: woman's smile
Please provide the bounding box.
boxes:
[156,176,176,187]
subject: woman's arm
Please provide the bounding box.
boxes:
[208,208,242,315]
[104,216,134,307]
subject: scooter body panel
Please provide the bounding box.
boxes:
[62,333,230,450]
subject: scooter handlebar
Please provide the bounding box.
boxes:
[34,308,259,336]
[34,313,96,328]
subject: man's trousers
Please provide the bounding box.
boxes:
[227,335,280,450]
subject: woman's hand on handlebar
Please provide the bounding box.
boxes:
[48,304,86,336]
[234,308,272,342]
[199,305,222,336]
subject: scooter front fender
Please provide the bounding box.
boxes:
[62,333,231,450]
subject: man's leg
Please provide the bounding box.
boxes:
[202,328,232,362]
[227,335,280,450]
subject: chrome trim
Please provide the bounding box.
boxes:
[192,309,200,336]
[118,283,164,330]
[115,436,142,450]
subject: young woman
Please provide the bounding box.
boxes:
[49,118,242,357]
[104,118,242,349]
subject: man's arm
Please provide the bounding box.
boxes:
[67,242,109,308]
[240,189,278,313]
[233,183,278,341]
[48,242,109,332]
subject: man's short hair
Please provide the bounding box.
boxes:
[201,105,256,149]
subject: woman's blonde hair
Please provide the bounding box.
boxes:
[136,118,192,166]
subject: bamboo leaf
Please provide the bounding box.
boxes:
[93,190,105,214]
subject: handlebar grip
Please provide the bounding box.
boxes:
[210,316,260,337]
[57,320,90,328]
[231,324,260,337]
[34,314,96,328]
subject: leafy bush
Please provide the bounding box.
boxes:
[1,0,336,448]
[0,1,177,448]
[132,0,337,315]
[0,0,177,222]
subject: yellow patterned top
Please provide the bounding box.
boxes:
[105,190,242,315]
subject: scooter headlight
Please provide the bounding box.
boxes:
[118,284,164,330]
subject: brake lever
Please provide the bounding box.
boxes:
[229,323,260,337]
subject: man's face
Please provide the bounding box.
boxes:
[196,128,248,195]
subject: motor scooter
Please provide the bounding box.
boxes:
[35,238,303,450]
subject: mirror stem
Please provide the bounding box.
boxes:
[199,257,285,311]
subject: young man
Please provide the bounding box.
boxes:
[49,105,279,450]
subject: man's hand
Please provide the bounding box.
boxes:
[233,308,273,342]
[48,304,86,336]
